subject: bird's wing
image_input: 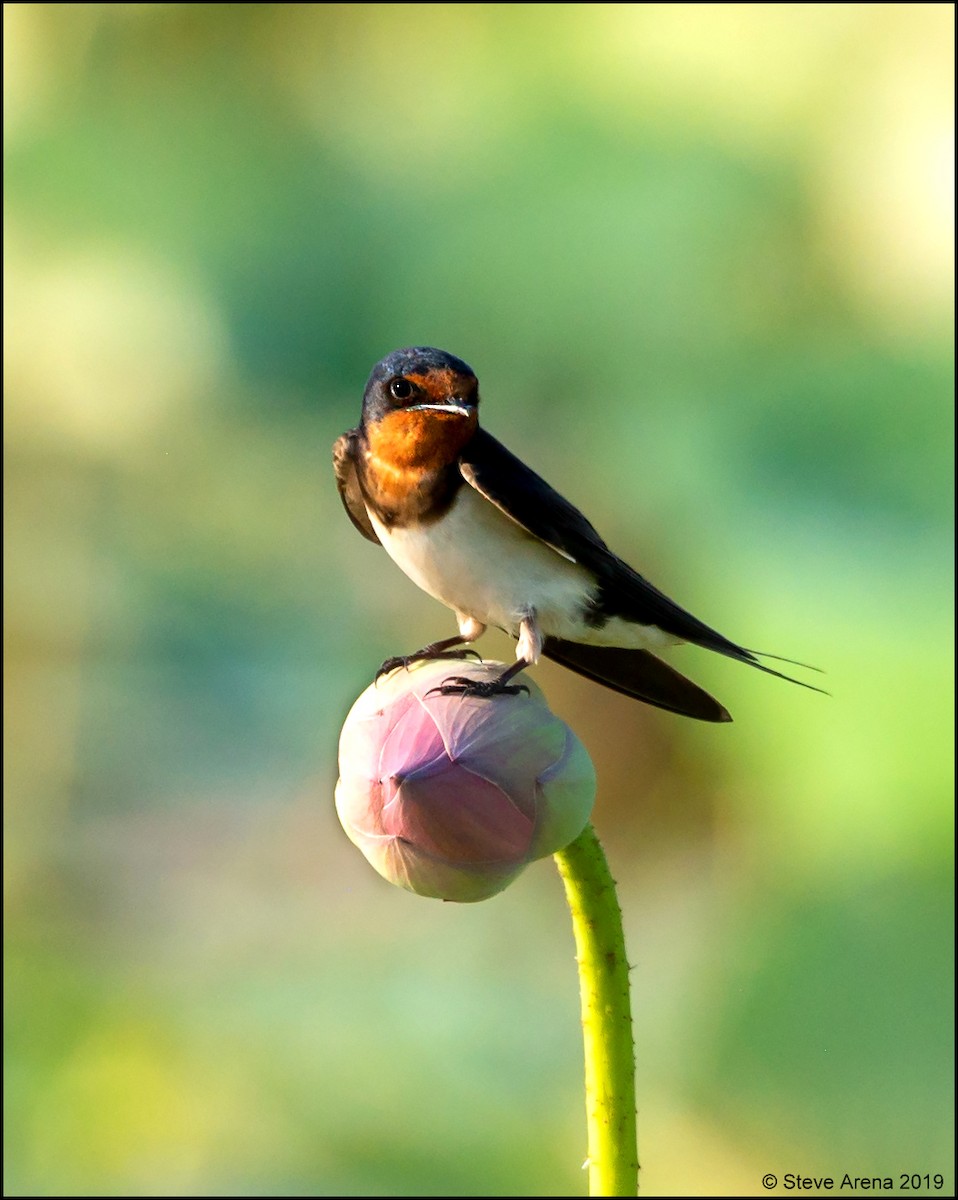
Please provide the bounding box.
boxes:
[458,429,613,564]
[458,429,748,654]
[460,431,825,691]
[332,429,381,545]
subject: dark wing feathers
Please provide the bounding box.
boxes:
[333,429,380,545]
[458,429,755,662]
[460,432,826,695]
[459,430,611,564]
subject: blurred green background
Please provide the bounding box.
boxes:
[4,4,953,1196]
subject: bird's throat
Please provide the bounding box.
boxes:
[360,409,476,526]
[366,408,475,471]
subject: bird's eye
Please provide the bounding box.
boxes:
[389,378,415,401]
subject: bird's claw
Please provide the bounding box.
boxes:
[375,656,412,679]
[376,648,482,680]
[426,675,530,699]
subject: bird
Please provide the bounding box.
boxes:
[333,346,822,722]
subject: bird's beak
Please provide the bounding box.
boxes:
[409,401,474,417]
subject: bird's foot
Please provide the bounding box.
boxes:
[427,674,529,700]
[376,648,482,681]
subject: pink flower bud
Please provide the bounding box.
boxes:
[335,660,596,901]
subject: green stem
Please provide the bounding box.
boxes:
[554,823,638,1196]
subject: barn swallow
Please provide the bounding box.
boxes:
[333,346,822,721]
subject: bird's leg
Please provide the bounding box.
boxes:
[431,610,541,699]
[376,616,486,679]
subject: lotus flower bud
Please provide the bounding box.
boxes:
[335,659,596,902]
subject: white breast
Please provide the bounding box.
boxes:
[367,484,589,636]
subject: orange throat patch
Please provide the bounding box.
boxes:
[364,408,476,503]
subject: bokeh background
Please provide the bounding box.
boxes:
[4,4,954,1196]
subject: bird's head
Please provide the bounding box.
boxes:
[362,346,479,424]
[361,347,480,470]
